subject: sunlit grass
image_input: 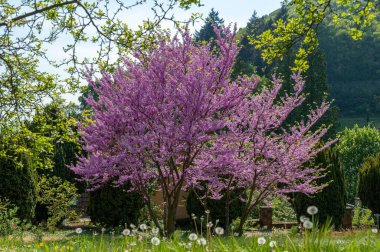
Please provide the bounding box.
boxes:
[0,228,379,251]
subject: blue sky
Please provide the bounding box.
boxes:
[44,1,283,102]
[126,0,283,31]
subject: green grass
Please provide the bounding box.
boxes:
[1,228,380,251]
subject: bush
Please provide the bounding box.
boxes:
[337,125,380,203]
[0,153,37,222]
[358,152,380,215]
[186,188,245,228]
[272,196,297,222]
[0,197,22,236]
[88,182,144,227]
[291,147,346,229]
[35,175,78,230]
[353,207,374,227]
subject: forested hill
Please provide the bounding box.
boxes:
[235,8,380,119]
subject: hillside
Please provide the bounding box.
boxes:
[235,8,380,123]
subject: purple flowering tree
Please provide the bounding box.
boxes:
[72,26,334,236]
[193,74,335,235]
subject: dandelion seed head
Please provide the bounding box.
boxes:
[307,206,318,215]
[188,233,198,241]
[215,227,224,235]
[258,237,266,245]
[303,220,313,229]
[151,237,160,246]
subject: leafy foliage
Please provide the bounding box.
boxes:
[88,182,144,227]
[24,101,82,229]
[358,152,380,215]
[0,197,22,236]
[0,0,201,129]
[291,147,346,229]
[36,176,78,230]
[253,0,378,71]
[337,125,380,203]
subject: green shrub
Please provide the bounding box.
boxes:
[352,207,374,227]
[186,188,245,228]
[35,175,78,230]
[0,153,37,222]
[291,147,346,229]
[88,182,144,227]
[358,152,380,215]
[0,197,22,236]
[337,125,380,203]
[272,196,297,222]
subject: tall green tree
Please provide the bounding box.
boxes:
[291,147,346,229]
[194,8,224,44]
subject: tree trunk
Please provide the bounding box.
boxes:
[166,203,177,237]
[237,206,251,236]
[224,189,231,235]
[224,202,230,235]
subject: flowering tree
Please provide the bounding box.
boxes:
[73,26,333,236]
[194,74,335,235]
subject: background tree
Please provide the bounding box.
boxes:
[0,143,37,222]
[194,8,224,43]
[337,125,380,204]
[22,100,82,229]
[291,147,346,229]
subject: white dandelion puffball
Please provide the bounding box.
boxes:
[152,227,159,235]
[307,205,318,215]
[197,237,207,246]
[151,237,160,246]
[372,228,378,234]
[303,220,313,229]
[122,229,131,236]
[189,233,198,241]
[139,223,148,231]
[257,237,266,245]
[206,222,213,228]
[215,227,224,235]
[101,227,106,233]
[300,215,309,223]
[269,241,277,247]
[75,228,83,234]
[130,224,136,229]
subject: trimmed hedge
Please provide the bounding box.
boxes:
[88,182,144,227]
[358,152,380,215]
[291,147,346,229]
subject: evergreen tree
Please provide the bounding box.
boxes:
[291,147,346,229]
[194,8,224,43]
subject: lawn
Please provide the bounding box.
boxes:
[1,227,380,251]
